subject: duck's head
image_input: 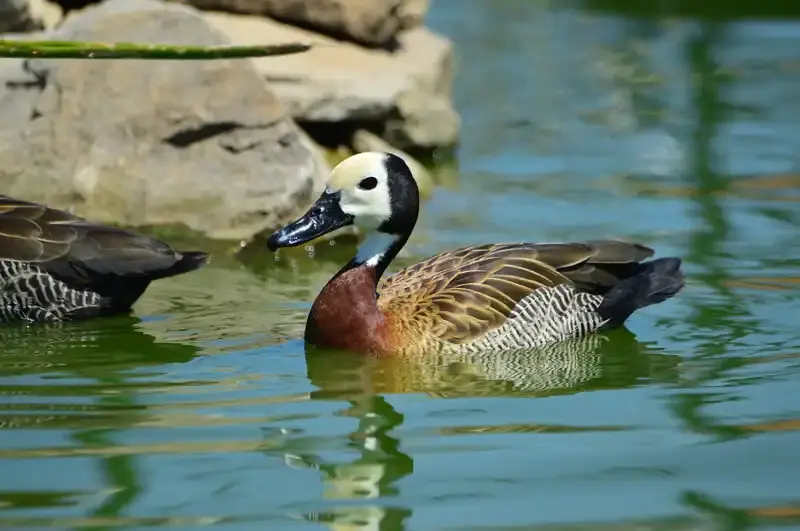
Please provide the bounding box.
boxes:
[267,152,420,264]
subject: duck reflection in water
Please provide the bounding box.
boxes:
[260,330,680,531]
[304,327,681,398]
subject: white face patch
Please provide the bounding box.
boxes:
[355,232,400,267]
[325,152,405,267]
[336,156,392,230]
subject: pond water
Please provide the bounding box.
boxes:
[3,1,800,529]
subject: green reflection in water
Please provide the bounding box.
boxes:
[2,0,800,529]
[72,377,141,531]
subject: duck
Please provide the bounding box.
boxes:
[0,195,209,324]
[267,152,685,357]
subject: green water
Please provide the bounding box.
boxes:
[3,1,800,529]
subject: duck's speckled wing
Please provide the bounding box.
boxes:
[0,196,185,284]
[376,240,654,345]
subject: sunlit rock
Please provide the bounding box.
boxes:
[176,0,428,49]
[206,10,460,151]
[0,0,330,241]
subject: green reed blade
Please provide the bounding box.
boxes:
[0,39,312,59]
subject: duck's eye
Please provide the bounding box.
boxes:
[357,176,378,191]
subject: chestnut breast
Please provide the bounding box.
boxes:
[305,265,393,355]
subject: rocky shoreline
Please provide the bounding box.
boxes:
[0,0,459,242]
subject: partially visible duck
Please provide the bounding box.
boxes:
[267,152,685,357]
[0,196,208,324]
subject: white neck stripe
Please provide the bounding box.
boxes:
[355,232,400,267]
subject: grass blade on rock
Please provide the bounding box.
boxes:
[0,39,312,59]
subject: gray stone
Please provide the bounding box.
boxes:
[397,0,427,30]
[0,0,38,32]
[28,0,62,29]
[0,0,62,33]
[173,0,428,48]
[0,0,329,241]
[207,11,460,150]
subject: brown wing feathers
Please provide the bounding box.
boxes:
[377,240,655,343]
[555,240,654,293]
[0,196,205,282]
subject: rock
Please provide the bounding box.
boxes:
[0,0,329,241]
[174,0,428,48]
[384,84,460,151]
[397,0,427,30]
[352,129,434,199]
[3,0,64,31]
[28,0,62,29]
[206,12,460,151]
[0,0,39,32]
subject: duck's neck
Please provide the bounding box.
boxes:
[350,231,408,281]
[304,231,408,354]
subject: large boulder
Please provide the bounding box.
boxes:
[28,0,62,29]
[0,0,329,241]
[174,0,428,49]
[0,0,39,31]
[207,11,460,151]
[0,0,61,32]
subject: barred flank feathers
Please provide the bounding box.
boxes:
[0,261,104,323]
[449,284,608,353]
[0,195,209,324]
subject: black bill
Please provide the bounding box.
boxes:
[266,191,354,251]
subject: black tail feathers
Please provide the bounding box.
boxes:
[170,251,210,276]
[597,257,684,328]
[87,251,209,317]
[148,251,210,281]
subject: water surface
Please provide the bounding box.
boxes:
[3,1,800,529]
